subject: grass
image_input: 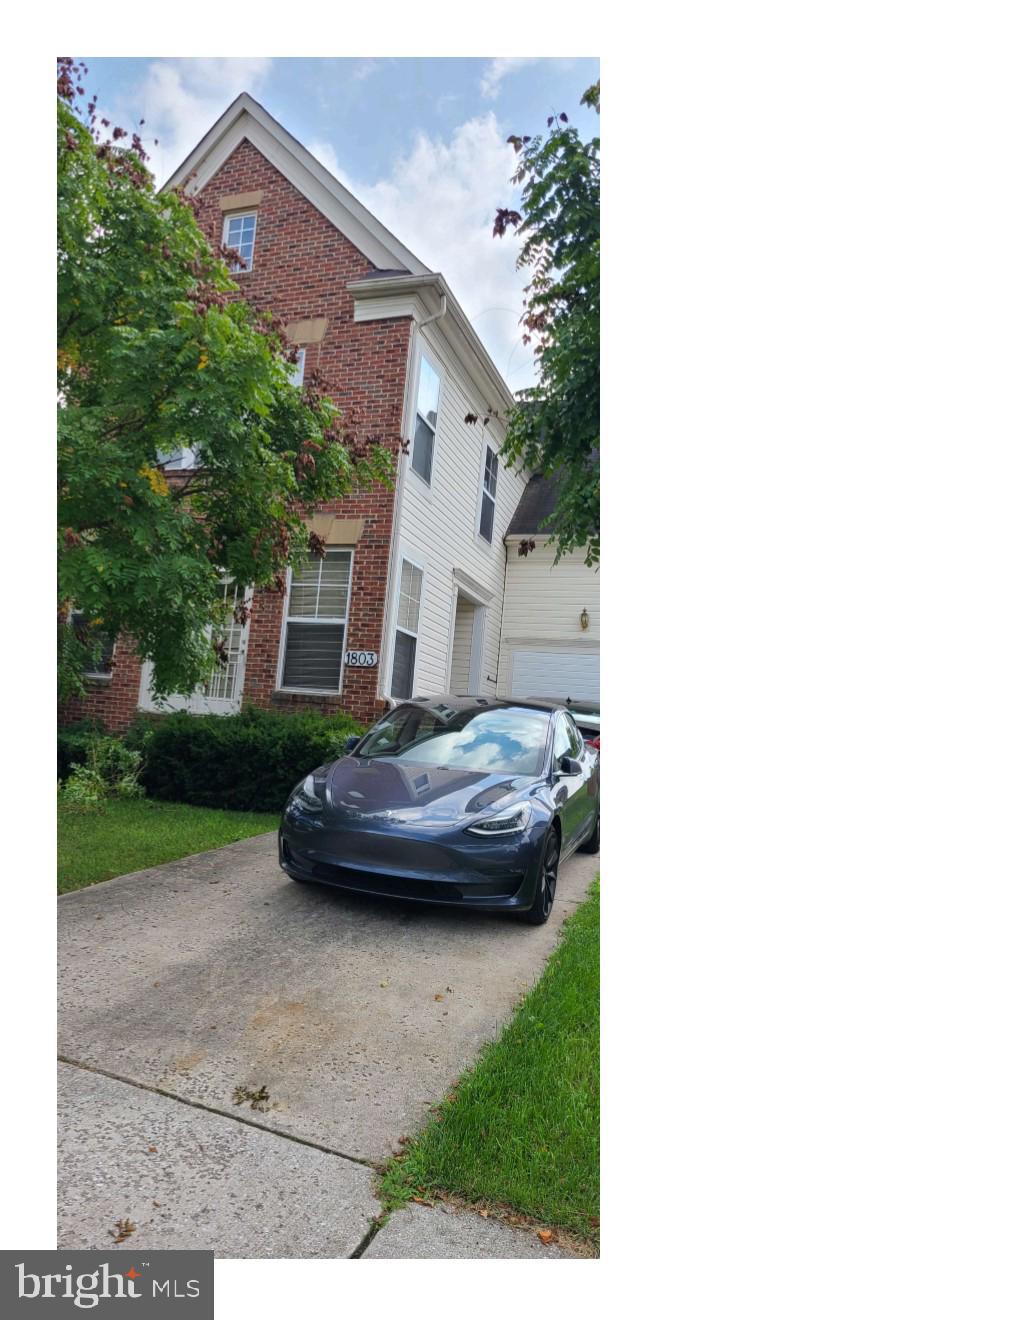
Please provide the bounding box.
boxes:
[381,877,600,1242]
[57,797,278,894]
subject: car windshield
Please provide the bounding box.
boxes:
[357,704,550,776]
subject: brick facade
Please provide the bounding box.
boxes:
[61,639,144,733]
[61,138,412,731]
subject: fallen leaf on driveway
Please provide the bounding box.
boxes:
[109,1218,136,1245]
[537,1229,557,1245]
[379,981,389,988]
[434,994,444,1001]
[147,1146,157,1153]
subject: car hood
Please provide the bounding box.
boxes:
[324,756,533,826]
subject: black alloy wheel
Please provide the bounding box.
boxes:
[522,828,560,925]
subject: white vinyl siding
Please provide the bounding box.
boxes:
[385,325,529,701]
[449,598,474,692]
[278,549,352,693]
[496,540,600,699]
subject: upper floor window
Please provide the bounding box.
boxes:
[411,354,441,484]
[223,210,257,273]
[289,348,306,386]
[479,445,498,542]
[159,445,200,470]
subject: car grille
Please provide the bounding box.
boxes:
[303,858,524,902]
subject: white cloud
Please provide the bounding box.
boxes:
[118,58,273,187]
[479,58,538,101]
[313,116,535,391]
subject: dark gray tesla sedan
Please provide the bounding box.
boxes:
[279,696,599,924]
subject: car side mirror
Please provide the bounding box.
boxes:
[343,734,361,754]
[557,755,582,777]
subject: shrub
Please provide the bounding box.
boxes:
[60,765,107,808]
[57,719,106,781]
[135,706,365,813]
[59,735,145,808]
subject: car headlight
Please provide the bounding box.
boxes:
[293,772,324,813]
[465,802,533,836]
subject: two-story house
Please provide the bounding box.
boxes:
[62,93,598,732]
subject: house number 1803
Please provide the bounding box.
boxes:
[344,649,378,667]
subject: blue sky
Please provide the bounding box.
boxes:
[82,57,599,391]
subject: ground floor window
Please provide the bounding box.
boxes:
[279,548,353,692]
[68,609,115,678]
[391,557,423,699]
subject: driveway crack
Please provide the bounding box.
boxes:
[57,1055,379,1171]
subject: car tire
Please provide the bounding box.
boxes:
[580,800,600,854]
[521,828,560,925]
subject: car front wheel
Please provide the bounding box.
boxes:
[521,829,560,925]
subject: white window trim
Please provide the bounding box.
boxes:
[274,547,355,696]
[475,441,499,545]
[408,347,443,490]
[221,209,258,273]
[388,552,426,701]
[289,347,306,386]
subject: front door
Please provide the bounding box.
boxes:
[138,579,252,716]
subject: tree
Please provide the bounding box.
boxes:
[57,59,390,701]
[491,81,600,565]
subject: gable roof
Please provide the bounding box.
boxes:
[162,92,429,276]
[506,470,563,537]
[506,448,600,538]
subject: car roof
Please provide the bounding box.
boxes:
[525,695,600,714]
[398,693,567,716]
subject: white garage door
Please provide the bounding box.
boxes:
[510,650,600,702]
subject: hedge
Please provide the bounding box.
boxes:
[131,707,365,812]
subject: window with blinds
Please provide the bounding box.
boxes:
[279,548,352,692]
[390,558,423,699]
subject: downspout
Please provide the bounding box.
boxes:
[419,292,448,330]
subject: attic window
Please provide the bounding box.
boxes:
[223,210,257,272]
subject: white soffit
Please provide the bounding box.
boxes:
[161,93,429,277]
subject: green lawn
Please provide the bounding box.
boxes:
[381,878,600,1242]
[58,798,278,894]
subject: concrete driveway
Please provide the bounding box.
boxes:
[58,832,597,1257]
